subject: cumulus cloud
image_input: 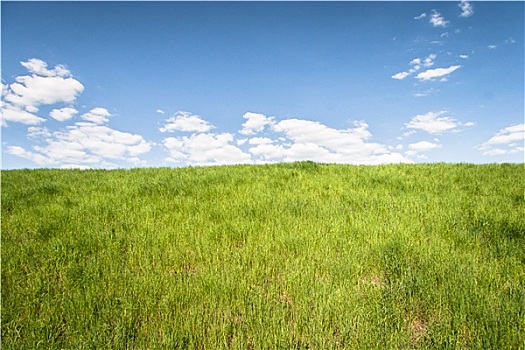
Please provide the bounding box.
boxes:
[4,66,83,109]
[414,13,427,20]
[5,146,50,165]
[239,112,276,135]
[459,0,474,18]
[257,117,411,164]
[20,58,71,77]
[1,103,46,126]
[478,124,525,156]
[405,111,473,134]
[430,10,449,27]
[405,141,441,156]
[27,126,51,140]
[3,58,154,168]
[80,108,112,125]
[163,133,251,166]
[159,111,214,133]
[7,121,152,168]
[160,112,412,166]
[416,65,461,81]
[392,71,411,80]
[49,107,78,121]
[2,58,84,127]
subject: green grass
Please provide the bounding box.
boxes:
[2,162,524,349]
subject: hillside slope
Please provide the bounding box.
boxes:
[2,163,524,349]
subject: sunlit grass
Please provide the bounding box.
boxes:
[2,162,524,349]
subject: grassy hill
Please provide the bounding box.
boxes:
[2,162,524,349]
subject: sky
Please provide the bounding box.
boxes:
[1,1,524,169]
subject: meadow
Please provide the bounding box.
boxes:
[1,162,524,349]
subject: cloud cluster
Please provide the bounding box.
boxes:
[2,59,84,126]
[6,112,152,168]
[392,54,461,83]
[162,112,412,166]
[3,58,152,168]
[478,124,524,156]
[391,54,437,80]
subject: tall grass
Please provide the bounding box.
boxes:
[2,163,524,349]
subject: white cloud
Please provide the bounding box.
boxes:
[1,103,46,126]
[265,118,411,164]
[239,112,275,135]
[27,126,51,140]
[2,59,84,127]
[459,0,474,18]
[392,54,437,81]
[392,71,411,80]
[406,141,441,155]
[49,107,78,122]
[414,13,427,20]
[478,124,524,156]
[459,54,469,59]
[4,70,83,109]
[163,133,251,166]
[80,107,112,125]
[159,111,214,133]
[488,45,497,50]
[248,137,274,145]
[20,58,71,78]
[405,111,464,134]
[412,88,436,98]
[5,146,50,165]
[7,122,152,167]
[430,10,449,27]
[416,65,461,81]
[423,54,437,67]
[160,112,412,166]
[156,109,165,114]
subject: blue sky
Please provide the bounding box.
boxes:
[2,1,523,169]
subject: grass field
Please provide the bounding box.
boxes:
[1,162,524,349]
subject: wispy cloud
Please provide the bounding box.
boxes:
[478,124,525,156]
[416,65,461,81]
[414,12,427,20]
[458,0,474,18]
[405,111,472,134]
[391,54,437,81]
[488,45,497,50]
[405,140,441,158]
